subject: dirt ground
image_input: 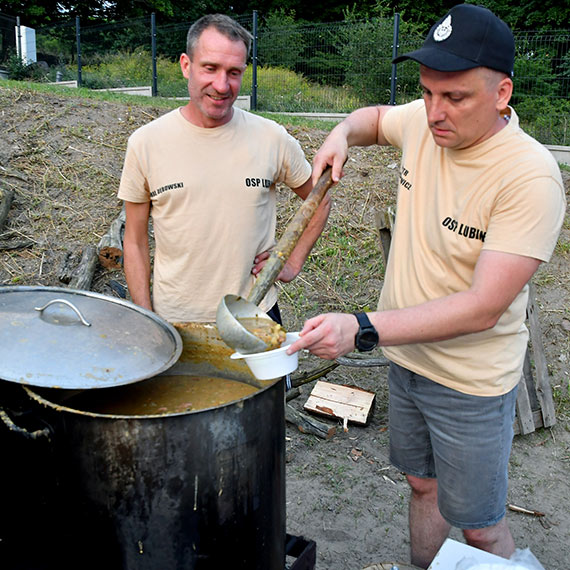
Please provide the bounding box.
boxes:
[1,85,569,569]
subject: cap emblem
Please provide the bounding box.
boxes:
[433,15,452,42]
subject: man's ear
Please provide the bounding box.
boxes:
[496,76,513,111]
[180,53,191,80]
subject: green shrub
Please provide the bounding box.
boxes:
[74,49,185,95]
[4,53,47,81]
[257,9,305,70]
[242,65,363,112]
[515,95,570,145]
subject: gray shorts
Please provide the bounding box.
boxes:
[388,362,518,529]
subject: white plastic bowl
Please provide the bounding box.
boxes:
[230,332,301,380]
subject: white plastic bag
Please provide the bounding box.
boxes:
[455,548,545,570]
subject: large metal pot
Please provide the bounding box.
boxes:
[1,290,286,569]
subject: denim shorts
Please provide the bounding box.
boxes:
[388,362,518,529]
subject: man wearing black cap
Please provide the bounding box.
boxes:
[287,4,565,567]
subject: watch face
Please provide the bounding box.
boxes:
[357,330,378,351]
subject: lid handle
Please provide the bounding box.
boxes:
[34,299,92,327]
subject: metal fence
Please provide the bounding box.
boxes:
[0,12,16,65]
[1,11,569,144]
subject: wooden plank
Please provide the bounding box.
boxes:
[513,410,544,436]
[526,282,556,428]
[515,370,536,435]
[522,347,540,411]
[304,381,375,427]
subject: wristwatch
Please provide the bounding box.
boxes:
[353,312,379,352]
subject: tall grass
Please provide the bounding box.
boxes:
[240,66,365,112]
[63,51,367,111]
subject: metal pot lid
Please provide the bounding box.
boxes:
[0,286,182,389]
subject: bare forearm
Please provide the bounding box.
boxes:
[312,106,389,184]
[287,251,540,360]
[339,105,386,147]
[369,290,499,347]
[123,240,152,311]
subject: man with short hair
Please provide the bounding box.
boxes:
[119,14,329,324]
[288,4,565,567]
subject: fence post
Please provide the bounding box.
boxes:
[390,12,400,105]
[16,16,22,62]
[251,10,258,111]
[76,16,82,87]
[151,12,157,96]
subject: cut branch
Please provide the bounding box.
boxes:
[0,187,15,232]
[69,245,99,290]
[291,362,340,388]
[98,205,126,269]
[285,403,336,439]
[59,245,99,291]
[0,239,34,251]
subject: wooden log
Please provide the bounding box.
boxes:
[374,205,395,268]
[286,387,301,401]
[0,239,34,250]
[58,251,78,283]
[285,403,336,439]
[68,245,99,291]
[336,354,389,367]
[0,187,15,232]
[98,206,126,269]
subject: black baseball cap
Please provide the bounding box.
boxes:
[392,4,515,77]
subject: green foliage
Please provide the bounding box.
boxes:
[35,23,78,67]
[77,49,185,94]
[515,96,570,146]
[336,17,393,105]
[241,64,363,112]
[257,9,305,70]
[365,0,570,31]
[4,52,47,80]
[513,44,558,98]
[80,49,151,88]
[481,0,570,29]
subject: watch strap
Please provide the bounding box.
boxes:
[353,312,373,330]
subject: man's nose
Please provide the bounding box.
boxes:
[212,71,229,93]
[427,96,446,123]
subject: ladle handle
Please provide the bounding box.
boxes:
[247,167,334,306]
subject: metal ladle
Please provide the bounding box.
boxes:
[216,167,335,354]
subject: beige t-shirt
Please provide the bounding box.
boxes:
[379,100,565,396]
[118,107,311,322]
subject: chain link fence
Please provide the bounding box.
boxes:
[1,11,569,144]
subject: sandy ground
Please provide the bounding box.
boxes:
[1,85,569,569]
